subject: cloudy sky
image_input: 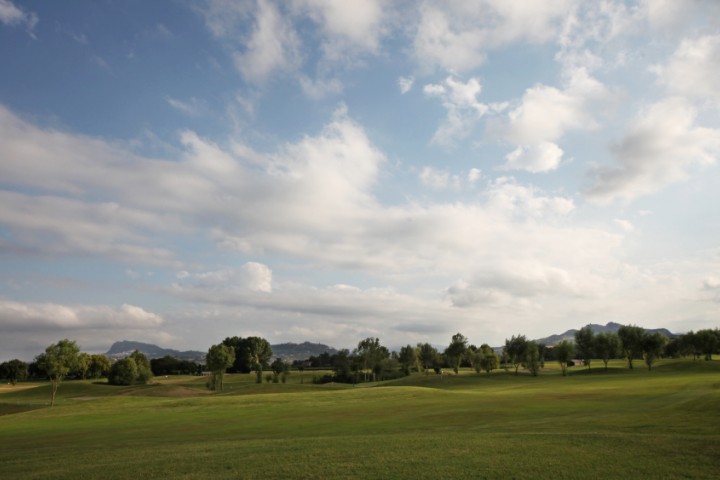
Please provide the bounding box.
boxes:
[1,0,719,361]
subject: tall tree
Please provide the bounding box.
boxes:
[641,333,667,371]
[617,325,645,369]
[524,341,541,376]
[1,359,28,386]
[504,335,528,375]
[574,326,595,371]
[594,332,620,370]
[554,340,574,376]
[398,345,418,376]
[36,339,81,407]
[356,337,388,382]
[417,343,437,375]
[76,352,91,379]
[445,332,469,374]
[206,343,235,391]
[478,344,499,374]
[88,354,111,379]
[108,358,139,386]
[695,329,719,361]
[129,350,153,383]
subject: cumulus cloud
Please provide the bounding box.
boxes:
[654,34,720,102]
[0,301,170,359]
[413,0,574,72]
[398,76,414,94]
[423,76,505,145]
[587,97,720,203]
[501,142,564,173]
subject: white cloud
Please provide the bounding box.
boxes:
[166,96,206,116]
[413,0,574,72]
[587,97,720,203]
[0,301,170,358]
[398,76,414,94]
[299,75,343,99]
[0,0,37,31]
[419,166,450,189]
[423,76,500,145]
[703,276,720,290]
[501,142,564,173]
[654,34,720,102]
[467,168,482,184]
[227,0,301,83]
[613,218,635,232]
[291,0,386,61]
[178,262,272,293]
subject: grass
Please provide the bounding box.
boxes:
[1,358,719,479]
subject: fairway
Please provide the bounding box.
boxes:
[1,359,719,479]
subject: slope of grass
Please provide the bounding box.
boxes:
[1,359,718,479]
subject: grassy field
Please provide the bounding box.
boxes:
[1,359,719,479]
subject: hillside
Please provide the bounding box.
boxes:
[105,340,337,363]
[105,341,206,362]
[534,322,677,346]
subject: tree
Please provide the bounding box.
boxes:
[1,359,28,386]
[356,337,388,382]
[504,335,528,375]
[445,333,469,375]
[641,333,667,371]
[398,345,418,376]
[36,339,81,407]
[617,325,644,369]
[418,343,437,375]
[129,350,153,383]
[270,358,290,383]
[206,343,235,391]
[554,340,574,376]
[478,344,499,374]
[108,351,152,386]
[695,329,719,361]
[574,326,595,371]
[108,358,139,386]
[76,352,91,379]
[594,332,620,370]
[88,354,111,379]
[524,341,541,376]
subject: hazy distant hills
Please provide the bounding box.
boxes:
[534,322,677,346]
[106,324,678,362]
[105,340,337,363]
[105,341,206,362]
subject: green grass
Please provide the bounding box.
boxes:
[1,359,719,479]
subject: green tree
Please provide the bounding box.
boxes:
[478,344,499,374]
[617,325,644,369]
[445,332,469,374]
[36,339,81,407]
[398,345,418,375]
[524,341,541,376]
[554,340,574,376]
[356,337,388,382]
[504,335,528,375]
[418,343,437,375]
[88,354,111,378]
[1,359,28,386]
[108,358,139,386]
[129,350,152,383]
[641,333,667,371]
[594,332,620,370]
[76,352,91,379]
[574,326,595,371]
[695,329,719,361]
[206,343,235,391]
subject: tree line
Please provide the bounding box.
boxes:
[2,327,718,403]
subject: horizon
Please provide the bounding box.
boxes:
[1,1,719,362]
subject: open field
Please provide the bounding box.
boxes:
[1,359,719,479]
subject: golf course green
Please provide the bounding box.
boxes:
[1,358,718,479]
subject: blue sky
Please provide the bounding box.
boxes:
[1,0,719,361]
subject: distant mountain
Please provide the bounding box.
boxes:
[105,340,337,364]
[534,322,677,346]
[105,341,205,362]
[270,342,337,362]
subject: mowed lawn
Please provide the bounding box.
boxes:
[1,359,719,479]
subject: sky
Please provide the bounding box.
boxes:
[1,0,720,361]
